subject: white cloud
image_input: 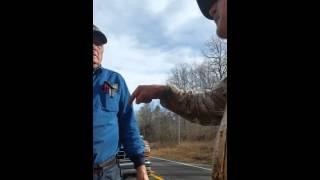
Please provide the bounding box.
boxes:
[94,0,217,110]
[145,0,171,14]
[163,1,202,34]
[102,34,204,93]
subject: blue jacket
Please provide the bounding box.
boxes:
[93,67,144,167]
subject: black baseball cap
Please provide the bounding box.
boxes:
[93,24,107,45]
[196,0,214,20]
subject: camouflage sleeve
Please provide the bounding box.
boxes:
[160,78,227,126]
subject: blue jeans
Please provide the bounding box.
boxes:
[93,163,122,180]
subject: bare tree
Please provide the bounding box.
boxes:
[167,37,226,91]
[137,36,226,146]
[202,37,227,81]
[167,63,191,91]
[138,104,154,141]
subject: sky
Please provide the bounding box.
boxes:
[93,0,216,110]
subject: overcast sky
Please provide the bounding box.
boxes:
[93,0,217,110]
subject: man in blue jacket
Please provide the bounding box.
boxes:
[93,24,149,180]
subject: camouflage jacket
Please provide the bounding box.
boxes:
[160,78,227,180]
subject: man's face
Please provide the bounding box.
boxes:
[209,0,227,38]
[93,42,104,69]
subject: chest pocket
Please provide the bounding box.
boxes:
[100,92,119,112]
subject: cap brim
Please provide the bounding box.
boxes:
[196,0,214,20]
[93,31,107,45]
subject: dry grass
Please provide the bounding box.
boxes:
[150,141,213,165]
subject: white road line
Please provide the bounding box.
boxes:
[151,156,212,171]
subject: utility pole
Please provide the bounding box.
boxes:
[178,117,180,145]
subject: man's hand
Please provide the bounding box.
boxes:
[136,165,149,180]
[129,85,167,105]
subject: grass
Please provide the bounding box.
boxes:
[150,141,213,165]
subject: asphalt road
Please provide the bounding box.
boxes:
[148,157,212,180]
